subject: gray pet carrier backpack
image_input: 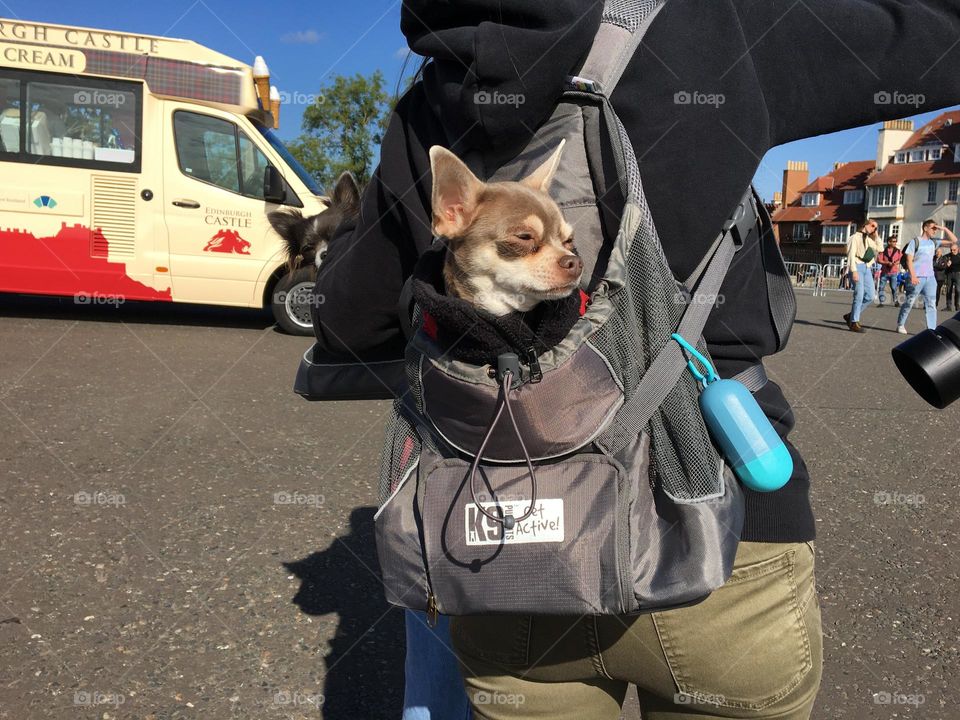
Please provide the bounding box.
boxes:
[369,0,797,619]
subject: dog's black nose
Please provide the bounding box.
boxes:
[558,255,583,273]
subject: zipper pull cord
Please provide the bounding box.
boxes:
[467,368,538,530]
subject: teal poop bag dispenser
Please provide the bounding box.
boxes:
[672,334,793,492]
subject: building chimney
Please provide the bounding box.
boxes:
[773,191,782,208]
[876,119,914,170]
[782,161,809,208]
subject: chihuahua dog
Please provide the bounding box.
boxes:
[429,142,582,316]
[268,171,361,270]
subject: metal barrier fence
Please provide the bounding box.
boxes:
[783,261,826,297]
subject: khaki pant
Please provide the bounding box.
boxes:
[451,541,822,720]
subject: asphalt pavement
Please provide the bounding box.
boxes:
[0,290,957,719]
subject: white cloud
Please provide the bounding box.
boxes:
[394,46,411,60]
[282,29,323,44]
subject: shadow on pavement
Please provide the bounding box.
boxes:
[0,293,275,331]
[284,507,405,718]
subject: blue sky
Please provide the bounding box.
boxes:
[6,0,959,201]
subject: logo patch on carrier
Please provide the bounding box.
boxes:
[465,499,564,546]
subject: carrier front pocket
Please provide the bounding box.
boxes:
[420,453,627,616]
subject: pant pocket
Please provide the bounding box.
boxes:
[450,614,532,667]
[651,543,814,711]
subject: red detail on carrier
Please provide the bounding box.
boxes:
[204,229,251,255]
[0,223,172,301]
[579,289,589,316]
[422,311,439,340]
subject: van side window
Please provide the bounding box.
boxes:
[239,133,270,200]
[174,112,241,193]
[174,111,270,199]
[25,80,138,165]
[0,78,21,153]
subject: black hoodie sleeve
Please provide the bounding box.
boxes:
[736,0,960,146]
[311,87,437,361]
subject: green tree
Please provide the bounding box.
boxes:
[288,71,390,191]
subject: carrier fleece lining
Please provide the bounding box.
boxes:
[410,246,585,366]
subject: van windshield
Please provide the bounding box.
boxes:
[254,123,324,196]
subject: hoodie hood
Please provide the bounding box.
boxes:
[401,0,603,153]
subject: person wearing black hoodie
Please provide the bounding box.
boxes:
[314,1,960,717]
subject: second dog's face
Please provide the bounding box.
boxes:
[430,142,582,316]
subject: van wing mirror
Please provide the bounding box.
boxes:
[263,166,286,204]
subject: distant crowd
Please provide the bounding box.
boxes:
[841,219,958,334]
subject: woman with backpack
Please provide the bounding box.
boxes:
[312,1,960,717]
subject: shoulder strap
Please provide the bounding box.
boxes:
[570,1,669,96]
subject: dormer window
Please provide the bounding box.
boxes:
[801,192,819,207]
[909,149,925,162]
[843,189,864,205]
[895,151,907,163]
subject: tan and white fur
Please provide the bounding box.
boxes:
[429,141,582,316]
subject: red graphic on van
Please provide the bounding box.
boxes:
[204,229,251,255]
[0,223,172,301]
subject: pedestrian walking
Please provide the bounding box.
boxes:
[935,247,949,306]
[943,242,960,311]
[898,220,958,333]
[843,219,883,332]
[877,236,902,307]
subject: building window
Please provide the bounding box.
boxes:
[927,181,938,203]
[792,223,810,241]
[871,185,898,207]
[891,223,901,238]
[899,185,905,204]
[822,225,848,244]
[877,223,892,240]
[843,189,864,205]
[910,149,925,162]
[930,147,943,161]
[895,151,907,164]
[947,220,956,233]
[950,179,959,202]
[801,192,819,206]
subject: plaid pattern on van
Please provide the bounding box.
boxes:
[81,50,246,105]
[1,41,246,105]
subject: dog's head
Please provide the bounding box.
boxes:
[268,171,361,270]
[429,142,581,316]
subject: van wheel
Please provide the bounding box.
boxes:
[271,267,317,336]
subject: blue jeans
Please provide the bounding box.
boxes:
[850,263,875,322]
[403,611,471,720]
[878,274,899,304]
[898,275,938,330]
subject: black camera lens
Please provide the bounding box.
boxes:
[891,314,960,409]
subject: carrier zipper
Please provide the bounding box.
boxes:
[426,591,439,627]
[522,347,543,383]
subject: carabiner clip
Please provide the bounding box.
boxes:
[671,333,719,389]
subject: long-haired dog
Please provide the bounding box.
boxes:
[268,171,361,270]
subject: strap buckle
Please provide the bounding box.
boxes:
[721,190,758,250]
[565,75,605,95]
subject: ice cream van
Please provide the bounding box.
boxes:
[0,18,329,334]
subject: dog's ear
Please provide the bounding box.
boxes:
[521,139,566,193]
[268,209,304,241]
[330,171,361,213]
[429,146,483,238]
